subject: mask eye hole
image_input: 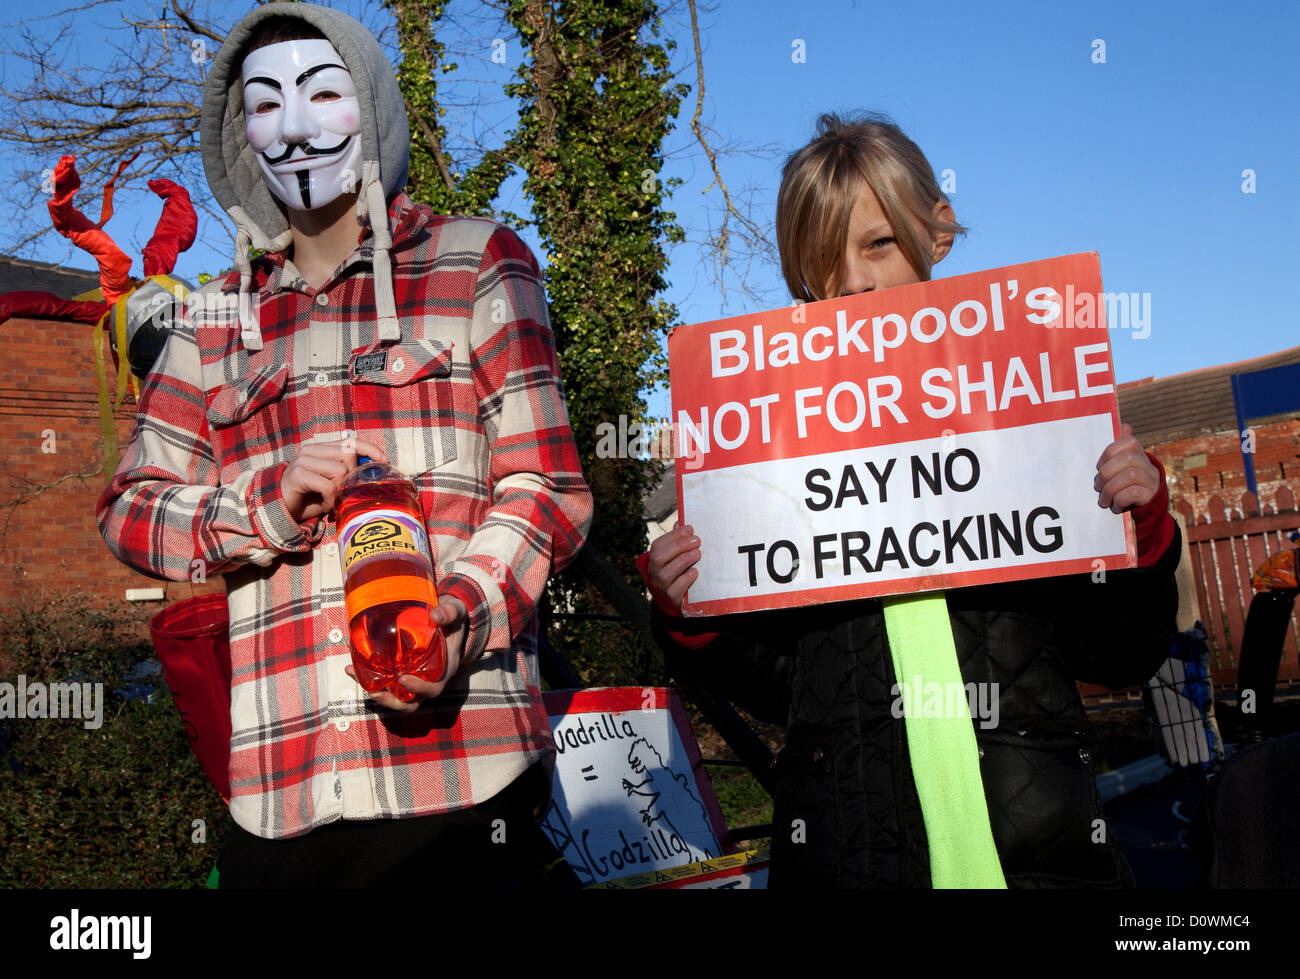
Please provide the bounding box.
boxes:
[253,100,279,114]
[311,90,340,103]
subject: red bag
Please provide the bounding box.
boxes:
[149,595,233,802]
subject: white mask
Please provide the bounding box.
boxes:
[241,39,363,211]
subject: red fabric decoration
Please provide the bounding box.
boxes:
[0,290,107,328]
[142,179,198,277]
[46,154,136,306]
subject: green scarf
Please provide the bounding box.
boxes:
[881,592,1007,888]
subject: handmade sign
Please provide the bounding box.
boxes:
[539,688,731,887]
[669,252,1135,616]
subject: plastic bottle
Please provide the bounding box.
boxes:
[335,455,446,702]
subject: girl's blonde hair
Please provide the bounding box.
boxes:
[776,112,966,303]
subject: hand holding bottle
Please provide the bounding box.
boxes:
[281,438,389,522]
[345,597,467,712]
[335,454,458,706]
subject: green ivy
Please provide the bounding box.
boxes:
[502,0,686,582]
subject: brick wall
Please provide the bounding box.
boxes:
[0,316,223,634]
[1149,417,1300,522]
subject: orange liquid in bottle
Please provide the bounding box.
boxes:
[335,467,446,703]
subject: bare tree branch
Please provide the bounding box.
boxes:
[168,0,226,44]
[2,0,526,258]
[684,0,778,307]
[405,94,459,193]
[0,1,215,257]
[0,461,104,554]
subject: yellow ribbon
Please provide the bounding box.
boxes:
[91,309,118,482]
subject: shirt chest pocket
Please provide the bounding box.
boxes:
[205,363,292,472]
[347,338,459,475]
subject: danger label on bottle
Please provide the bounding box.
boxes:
[339,509,431,574]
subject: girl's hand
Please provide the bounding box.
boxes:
[1094,423,1160,513]
[647,523,702,612]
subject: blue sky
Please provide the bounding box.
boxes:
[7,0,1296,421]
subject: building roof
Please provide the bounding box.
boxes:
[0,254,101,299]
[1119,345,1300,446]
[643,461,677,523]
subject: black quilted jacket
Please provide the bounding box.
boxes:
[655,525,1181,888]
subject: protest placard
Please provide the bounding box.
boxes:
[538,688,731,886]
[668,252,1135,616]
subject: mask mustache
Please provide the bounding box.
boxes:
[263,134,353,166]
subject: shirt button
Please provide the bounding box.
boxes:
[392,357,406,374]
[328,628,344,644]
[316,293,329,306]
[314,371,328,385]
[334,719,350,732]
[324,542,338,557]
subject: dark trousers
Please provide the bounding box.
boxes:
[219,762,574,888]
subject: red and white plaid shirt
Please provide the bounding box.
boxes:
[97,193,592,838]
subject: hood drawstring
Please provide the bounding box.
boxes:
[234,227,261,352]
[229,206,292,354]
[361,160,401,344]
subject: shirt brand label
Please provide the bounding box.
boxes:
[354,350,388,378]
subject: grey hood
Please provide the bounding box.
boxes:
[201,2,410,351]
